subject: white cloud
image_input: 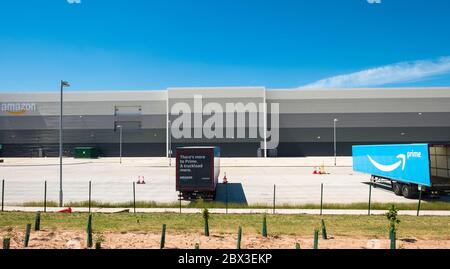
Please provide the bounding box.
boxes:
[67,0,81,4]
[301,56,450,88]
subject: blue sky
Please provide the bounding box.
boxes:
[1,0,450,91]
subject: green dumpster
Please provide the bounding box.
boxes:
[74,147,98,159]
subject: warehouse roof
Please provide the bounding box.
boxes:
[1,87,450,102]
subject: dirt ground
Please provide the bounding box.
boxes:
[1,229,449,249]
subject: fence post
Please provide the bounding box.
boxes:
[417,185,422,217]
[160,224,166,249]
[321,219,327,240]
[225,183,228,214]
[24,224,31,247]
[203,208,210,237]
[34,212,41,231]
[368,183,372,216]
[179,192,182,214]
[133,181,136,214]
[262,213,267,237]
[44,181,47,213]
[1,179,4,212]
[313,229,319,249]
[390,229,396,250]
[88,181,92,213]
[320,183,323,215]
[87,214,93,248]
[273,184,276,214]
[3,238,10,249]
[236,226,242,249]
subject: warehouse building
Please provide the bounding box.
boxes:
[1,87,450,157]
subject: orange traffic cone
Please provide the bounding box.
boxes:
[320,165,326,175]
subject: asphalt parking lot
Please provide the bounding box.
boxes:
[0,157,445,205]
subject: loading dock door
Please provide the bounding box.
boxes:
[114,106,142,116]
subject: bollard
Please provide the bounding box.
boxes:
[95,241,101,249]
[236,226,242,249]
[321,219,327,240]
[88,181,92,213]
[203,208,210,236]
[390,229,396,250]
[295,242,301,249]
[44,181,47,213]
[368,183,372,216]
[3,238,10,249]
[87,214,93,248]
[24,223,31,247]
[417,186,422,217]
[133,182,136,214]
[1,179,4,212]
[34,212,41,231]
[194,243,199,249]
[262,213,267,237]
[320,183,323,215]
[313,229,319,249]
[273,184,276,214]
[160,224,166,249]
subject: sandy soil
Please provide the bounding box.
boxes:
[1,229,449,249]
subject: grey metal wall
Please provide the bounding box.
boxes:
[167,87,266,157]
[0,90,168,157]
[1,87,450,157]
[267,88,450,156]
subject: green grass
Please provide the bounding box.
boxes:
[18,200,450,211]
[0,212,449,239]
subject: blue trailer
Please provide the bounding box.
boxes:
[352,144,450,198]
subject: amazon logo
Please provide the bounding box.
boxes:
[368,154,406,172]
[367,150,423,172]
[1,103,36,116]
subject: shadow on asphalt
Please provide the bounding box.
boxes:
[362,181,450,202]
[215,183,248,205]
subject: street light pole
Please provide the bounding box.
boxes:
[117,125,123,164]
[333,118,338,167]
[59,80,70,207]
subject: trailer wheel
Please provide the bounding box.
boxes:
[402,184,418,199]
[392,182,403,196]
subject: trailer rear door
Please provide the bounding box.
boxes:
[429,145,450,190]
